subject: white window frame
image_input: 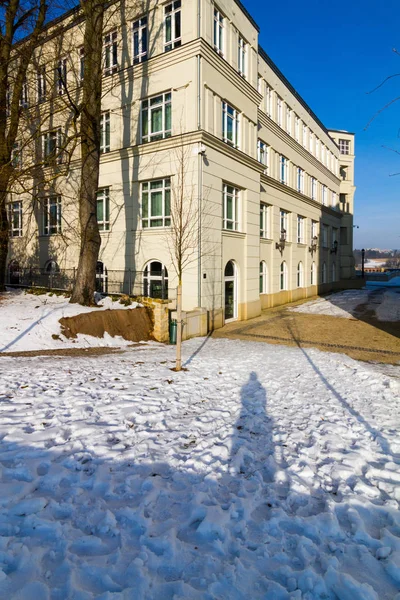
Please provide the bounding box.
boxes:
[141,178,171,228]
[238,36,247,77]
[164,1,181,52]
[43,196,62,235]
[11,142,22,169]
[222,101,240,148]
[213,8,224,55]
[297,261,304,287]
[311,261,317,285]
[132,16,148,64]
[223,184,239,231]
[311,177,317,201]
[20,80,28,108]
[311,220,318,241]
[280,209,288,238]
[79,47,85,83]
[37,68,46,103]
[56,58,67,96]
[43,129,63,165]
[141,91,172,143]
[286,106,292,134]
[276,96,282,126]
[297,167,304,193]
[294,115,300,142]
[279,155,288,184]
[297,215,305,244]
[9,201,23,237]
[96,188,110,231]
[265,86,272,117]
[339,139,350,155]
[257,140,268,169]
[104,30,118,76]
[322,224,329,247]
[322,262,327,284]
[260,261,268,294]
[302,124,308,148]
[260,203,270,239]
[100,111,111,153]
[332,191,337,209]
[321,184,327,206]
[309,131,314,154]
[280,261,288,291]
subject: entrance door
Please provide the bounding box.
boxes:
[224,260,237,321]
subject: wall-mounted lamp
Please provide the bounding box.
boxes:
[330,240,338,254]
[309,235,318,255]
[276,229,286,253]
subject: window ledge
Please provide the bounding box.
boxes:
[260,237,273,243]
[222,230,245,239]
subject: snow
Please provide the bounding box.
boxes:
[290,288,400,322]
[368,276,400,288]
[0,337,400,599]
[0,289,141,353]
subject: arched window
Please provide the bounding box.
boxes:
[143,261,168,299]
[8,260,20,285]
[332,262,336,282]
[96,261,108,293]
[311,262,316,285]
[45,260,60,273]
[322,262,327,284]
[224,260,237,321]
[297,261,304,288]
[280,261,287,291]
[259,261,268,294]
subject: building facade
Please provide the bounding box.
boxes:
[7,0,356,328]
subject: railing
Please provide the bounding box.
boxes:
[6,267,170,299]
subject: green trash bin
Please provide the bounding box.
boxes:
[169,319,177,344]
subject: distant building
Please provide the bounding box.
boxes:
[7,0,356,328]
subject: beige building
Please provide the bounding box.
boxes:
[7,0,356,329]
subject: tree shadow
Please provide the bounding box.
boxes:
[0,366,399,598]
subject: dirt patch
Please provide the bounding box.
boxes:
[60,307,154,343]
[0,347,128,358]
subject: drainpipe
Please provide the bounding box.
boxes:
[196,0,202,307]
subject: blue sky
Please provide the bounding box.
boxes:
[245,0,400,250]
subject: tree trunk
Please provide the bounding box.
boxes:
[0,185,9,291]
[70,0,105,306]
[175,281,182,371]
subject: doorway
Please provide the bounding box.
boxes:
[224,260,237,322]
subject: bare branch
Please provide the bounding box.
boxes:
[364,96,400,130]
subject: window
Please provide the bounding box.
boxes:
[260,203,270,238]
[276,97,282,126]
[311,177,317,201]
[257,140,268,169]
[296,168,304,193]
[322,262,327,284]
[315,138,320,160]
[43,129,63,165]
[141,92,172,143]
[321,184,327,206]
[332,262,336,282]
[340,227,348,245]
[43,196,62,235]
[79,47,85,83]
[141,178,171,228]
[311,262,316,285]
[260,261,268,294]
[45,260,60,274]
[332,227,338,246]
[332,191,337,209]
[294,115,300,141]
[311,220,318,241]
[223,184,239,231]
[280,261,287,291]
[104,30,118,76]
[265,86,272,117]
[165,1,181,52]
[11,142,21,169]
[339,139,350,155]
[309,131,313,154]
[96,261,108,294]
[279,155,288,184]
[213,8,224,55]
[222,102,239,148]
[286,106,292,134]
[144,261,169,299]
[297,215,305,244]
[56,58,67,95]
[9,201,22,237]
[37,68,46,103]
[340,166,347,180]
[100,111,110,153]
[238,36,246,77]
[302,124,308,148]
[96,188,110,231]
[297,262,304,287]
[133,16,148,63]
[280,209,288,238]
[20,80,28,108]
[322,224,329,247]
[257,75,262,94]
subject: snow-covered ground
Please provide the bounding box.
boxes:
[290,288,400,322]
[0,290,140,353]
[0,338,400,599]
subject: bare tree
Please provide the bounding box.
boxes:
[0,0,47,290]
[165,138,204,371]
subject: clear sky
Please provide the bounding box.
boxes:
[245,0,400,250]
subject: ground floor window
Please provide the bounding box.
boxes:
[322,262,327,284]
[311,262,316,285]
[143,261,168,299]
[96,261,108,293]
[332,262,336,282]
[280,261,287,291]
[259,261,268,294]
[297,261,304,287]
[8,260,20,285]
[224,260,237,321]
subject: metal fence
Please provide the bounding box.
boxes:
[6,267,169,299]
